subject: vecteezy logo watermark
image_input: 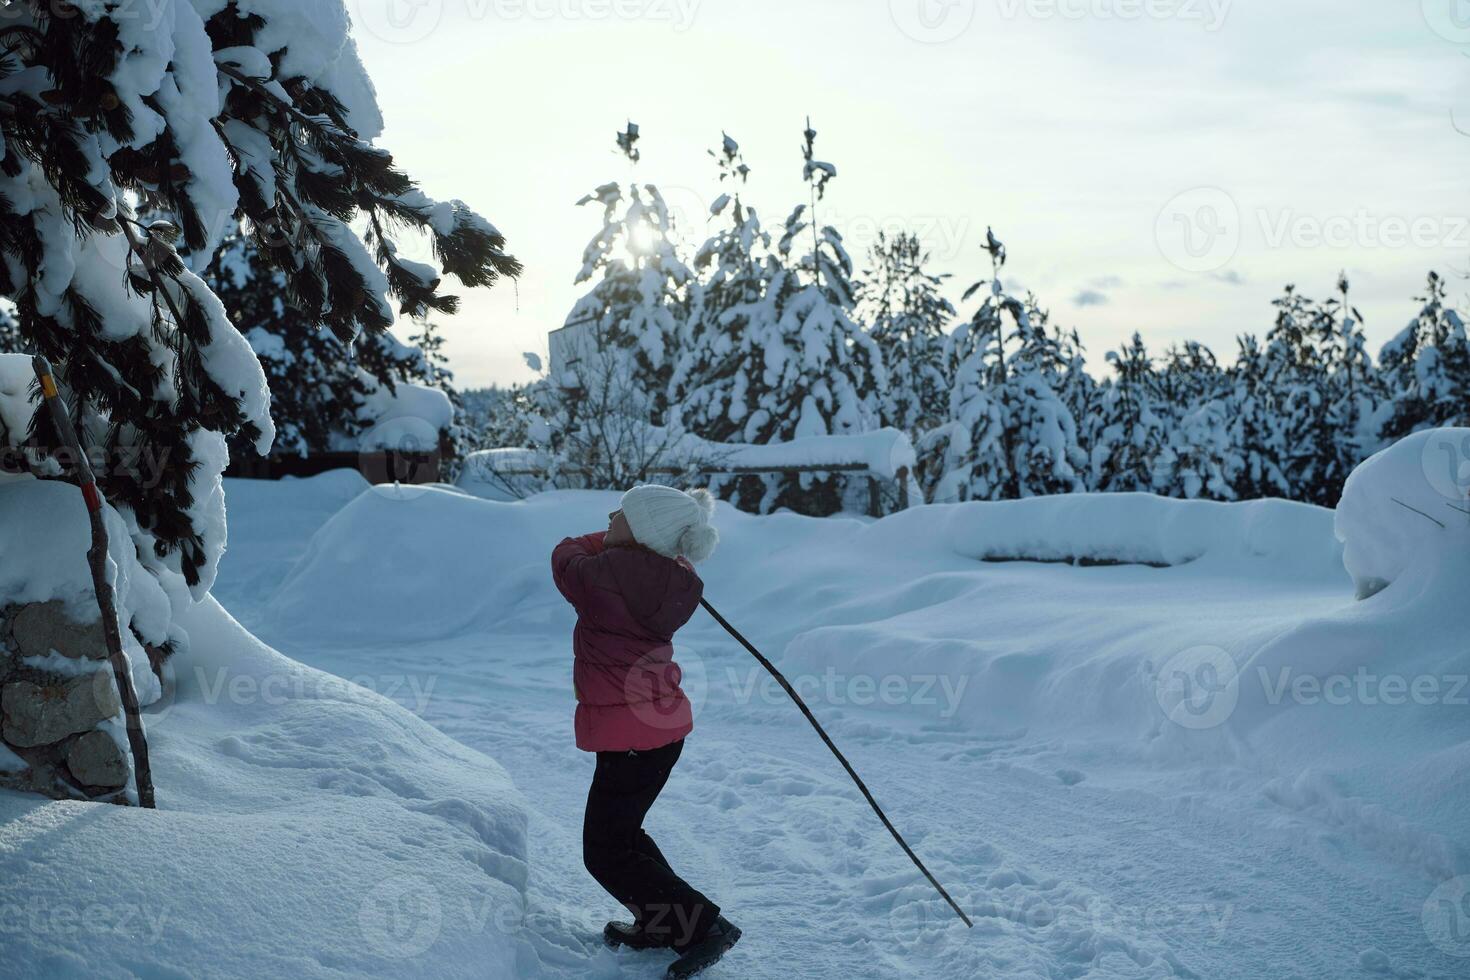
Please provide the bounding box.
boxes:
[359,413,443,500]
[1422,0,1470,44]
[890,0,977,43]
[353,0,448,45]
[359,876,443,959]
[1257,209,1470,252]
[996,0,1231,31]
[1423,876,1470,957]
[1156,187,1241,274]
[1154,645,1239,730]
[820,208,974,263]
[1257,667,1468,708]
[0,899,170,944]
[725,667,971,719]
[1421,429,1470,504]
[353,0,700,43]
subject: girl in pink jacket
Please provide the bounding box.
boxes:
[551,485,741,978]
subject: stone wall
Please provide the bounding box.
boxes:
[0,601,151,803]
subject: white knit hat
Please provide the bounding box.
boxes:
[619,485,719,563]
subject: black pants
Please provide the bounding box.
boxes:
[583,739,719,949]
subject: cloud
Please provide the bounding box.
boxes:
[1073,289,1109,307]
[1212,270,1246,286]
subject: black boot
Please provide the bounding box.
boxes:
[665,916,742,979]
[603,920,675,950]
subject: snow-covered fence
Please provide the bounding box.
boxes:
[459,429,920,517]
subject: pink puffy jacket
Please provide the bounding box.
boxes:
[551,532,698,752]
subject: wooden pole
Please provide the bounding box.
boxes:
[700,597,973,929]
[31,357,156,808]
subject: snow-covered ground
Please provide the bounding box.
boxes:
[4,443,1469,978]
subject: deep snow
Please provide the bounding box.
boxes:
[4,448,1469,978]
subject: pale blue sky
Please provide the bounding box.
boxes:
[351,0,1470,388]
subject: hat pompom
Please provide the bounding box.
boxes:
[688,487,716,518]
[678,521,720,564]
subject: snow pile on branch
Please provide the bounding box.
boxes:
[1335,427,1470,600]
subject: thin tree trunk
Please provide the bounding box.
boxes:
[31,357,156,808]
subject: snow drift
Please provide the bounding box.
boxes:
[0,595,530,978]
[268,436,1467,887]
[1335,426,1470,599]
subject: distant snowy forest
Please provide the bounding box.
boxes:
[4,103,1462,514]
[461,124,1467,512]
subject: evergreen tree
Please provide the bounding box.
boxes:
[0,3,516,590]
[933,230,1081,501]
[204,231,445,461]
[0,301,19,354]
[1261,284,1326,501]
[565,123,691,425]
[671,133,771,441]
[1007,293,1086,496]
[1089,334,1174,494]
[1378,271,1470,442]
[1225,335,1291,499]
[700,123,886,442]
[1157,342,1234,500]
[1306,274,1374,505]
[858,232,955,438]
[408,318,469,476]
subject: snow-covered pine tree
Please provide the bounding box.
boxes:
[707,121,886,513]
[1006,293,1086,496]
[1088,334,1175,494]
[671,133,772,442]
[1260,283,1338,503]
[1304,274,1375,505]
[1056,327,1099,486]
[931,230,1081,501]
[565,123,691,425]
[747,120,884,442]
[0,3,516,590]
[1378,271,1470,442]
[1155,342,1235,500]
[930,229,1015,502]
[0,301,19,354]
[1225,335,1291,500]
[407,318,469,477]
[858,231,955,439]
[206,230,356,458]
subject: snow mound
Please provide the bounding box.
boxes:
[267,486,578,643]
[1335,427,1470,599]
[882,492,1342,577]
[0,479,175,764]
[0,597,529,978]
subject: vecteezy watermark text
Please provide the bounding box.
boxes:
[996,0,1231,31]
[725,667,970,719]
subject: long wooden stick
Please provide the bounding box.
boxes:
[31,356,156,808]
[700,597,973,928]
